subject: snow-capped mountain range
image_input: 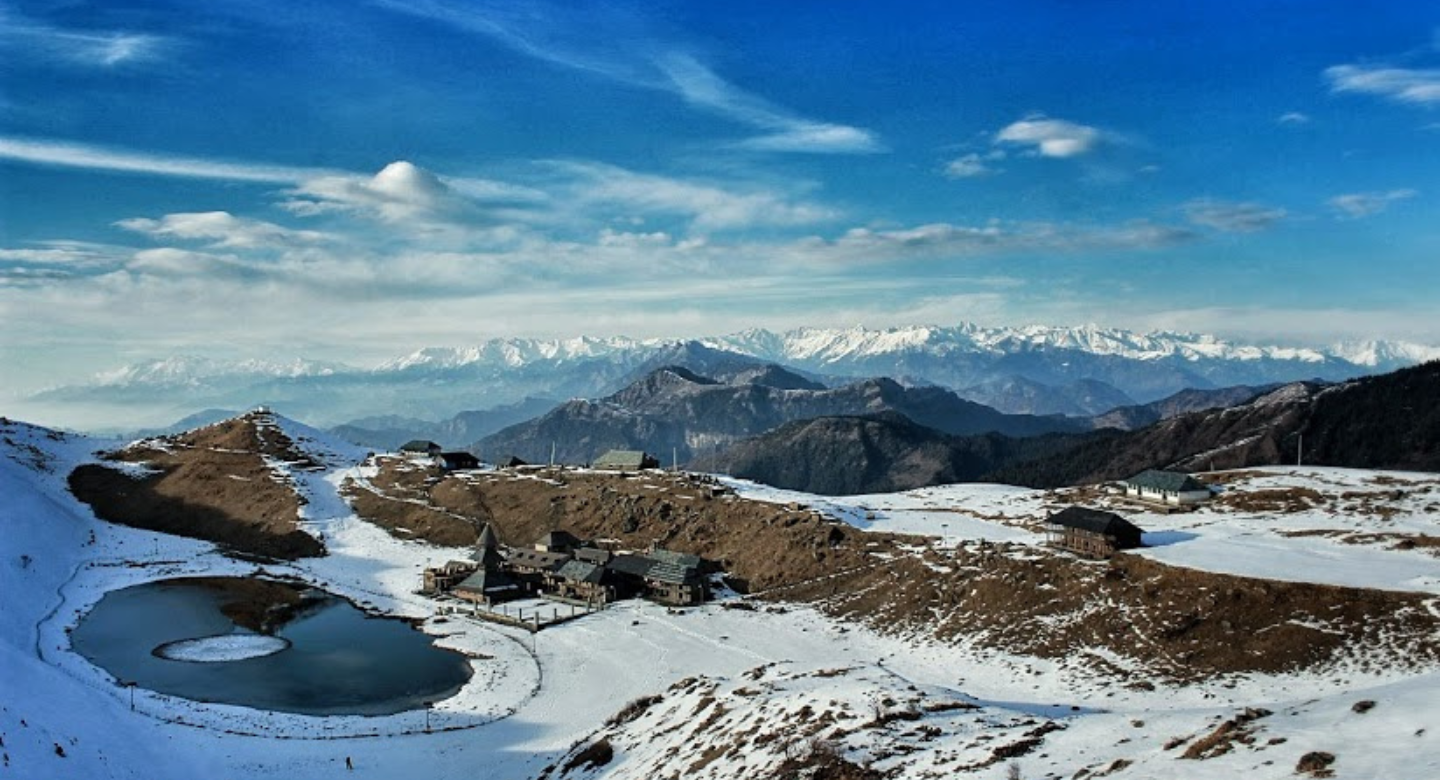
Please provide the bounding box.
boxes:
[24,323,1440,430]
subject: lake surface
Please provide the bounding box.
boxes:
[71,577,473,716]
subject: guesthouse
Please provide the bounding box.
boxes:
[1045,506,1144,558]
[400,440,442,459]
[1123,469,1211,506]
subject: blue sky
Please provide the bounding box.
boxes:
[1,0,1437,392]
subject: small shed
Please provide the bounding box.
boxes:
[435,451,481,471]
[1123,469,1211,506]
[400,440,442,458]
[1045,507,1144,558]
[593,449,660,471]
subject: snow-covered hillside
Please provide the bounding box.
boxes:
[3,415,1439,779]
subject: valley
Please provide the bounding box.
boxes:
[3,409,1439,779]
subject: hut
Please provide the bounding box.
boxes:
[593,449,659,471]
[1045,507,1144,558]
[400,440,442,459]
[1123,469,1211,506]
[435,451,480,471]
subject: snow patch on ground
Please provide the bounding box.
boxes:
[153,634,291,663]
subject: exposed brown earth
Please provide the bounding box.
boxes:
[348,459,887,594]
[350,459,1440,682]
[67,414,323,559]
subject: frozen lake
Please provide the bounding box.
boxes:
[70,577,473,716]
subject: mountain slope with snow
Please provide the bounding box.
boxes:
[4,412,1440,779]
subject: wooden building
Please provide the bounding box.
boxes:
[451,567,521,605]
[1045,507,1144,558]
[435,451,480,471]
[400,440,442,458]
[422,559,477,594]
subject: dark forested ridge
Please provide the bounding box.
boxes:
[694,412,1100,495]
[987,361,1440,488]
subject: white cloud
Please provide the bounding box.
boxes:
[0,10,170,68]
[1325,64,1440,106]
[655,53,881,154]
[799,219,1194,264]
[943,153,996,179]
[995,116,1102,158]
[116,212,332,249]
[1277,112,1311,125]
[1327,189,1418,219]
[555,162,837,232]
[0,136,335,183]
[375,2,881,154]
[1182,199,1288,233]
[283,161,484,227]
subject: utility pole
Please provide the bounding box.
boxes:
[1297,434,1303,467]
[550,441,556,467]
[672,447,678,471]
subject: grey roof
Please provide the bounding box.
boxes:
[606,550,702,585]
[574,546,612,565]
[556,559,606,584]
[646,560,702,586]
[454,568,517,595]
[606,553,657,579]
[648,548,702,569]
[593,449,655,469]
[506,548,569,571]
[1125,469,1207,493]
[477,524,499,550]
[1047,506,1143,538]
[400,439,441,453]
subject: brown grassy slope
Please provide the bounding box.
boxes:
[800,543,1439,682]
[68,414,323,559]
[348,460,1440,682]
[349,460,882,593]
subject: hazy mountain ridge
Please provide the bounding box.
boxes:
[477,366,1085,466]
[29,323,1439,429]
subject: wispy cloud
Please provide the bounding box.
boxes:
[1277,112,1311,125]
[374,1,880,154]
[942,152,999,179]
[653,53,881,154]
[1328,189,1418,219]
[1182,199,1288,233]
[553,161,837,232]
[1325,64,1440,106]
[0,136,335,183]
[116,212,333,249]
[995,116,1103,158]
[800,219,1194,264]
[0,9,171,68]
